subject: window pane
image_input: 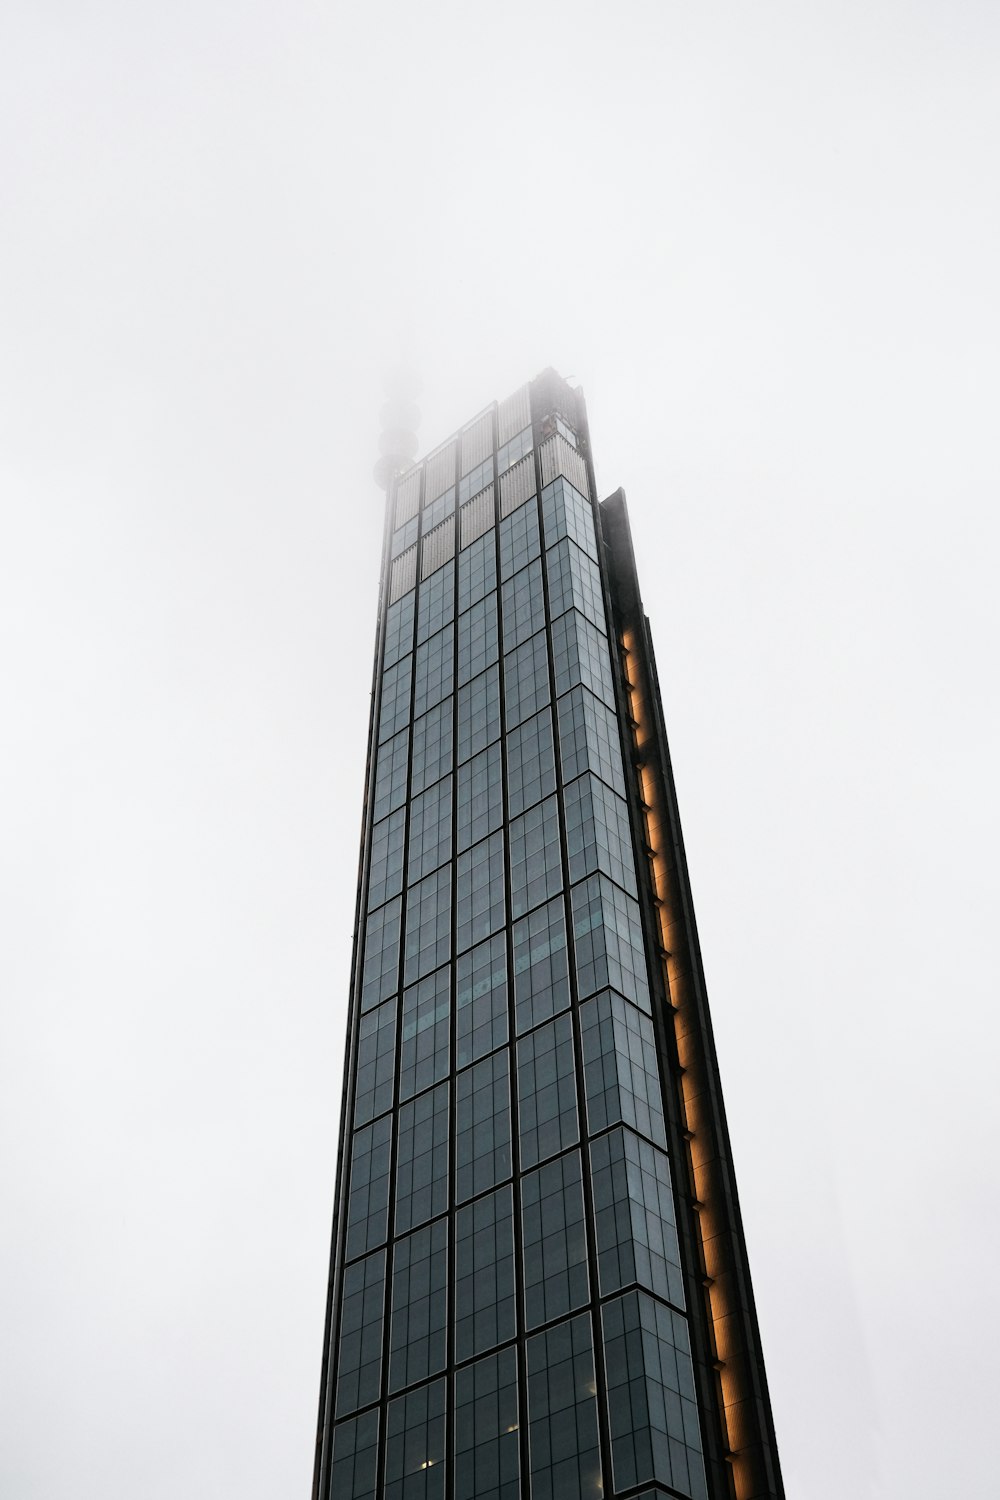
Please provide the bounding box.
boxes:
[499,496,541,581]
[457,593,499,688]
[541,476,597,561]
[579,990,666,1145]
[404,867,451,985]
[512,896,570,1035]
[379,656,413,742]
[354,998,397,1126]
[454,1186,516,1362]
[411,700,453,796]
[400,966,451,1101]
[458,531,497,613]
[550,609,615,708]
[501,559,545,652]
[374,729,410,820]
[407,777,453,882]
[509,793,563,918]
[456,1049,511,1203]
[456,933,508,1068]
[503,631,550,730]
[570,874,650,1010]
[395,1083,449,1234]
[591,1128,684,1309]
[457,741,503,852]
[545,537,606,633]
[416,559,455,644]
[369,807,406,910]
[563,773,637,896]
[346,1115,392,1260]
[516,1012,579,1168]
[556,684,626,793]
[385,591,416,668]
[361,896,401,1013]
[457,665,501,764]
[526,1313,602,1500]
[456,830,505,954]
[506,707,557,819]
[521,1149,589,1328]
[335,1248,386,1416]
[413,625,454,720]
[385,1378,447,1500]
[389,1218,448,1393]
[454,1346,520,1500]
[331,1410,379,1500]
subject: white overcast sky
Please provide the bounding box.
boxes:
[2,2,998,1497]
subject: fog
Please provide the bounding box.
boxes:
[2,2,998,1496]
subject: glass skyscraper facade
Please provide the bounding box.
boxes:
[313,370,783,1500]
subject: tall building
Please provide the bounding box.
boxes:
[313,370,783,1500]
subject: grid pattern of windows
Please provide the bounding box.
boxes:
[499,497,541,580]
[506,707,557,819]
[379,658,413,742]
[336,1249,386,1415]
[407,778,452,883]
[457,666,501,764]
[411,701,453,795]
[551,609,615,708]
[458,531,496,611]
[361,896,401,1013]
[457,593,498,687]
[369,808,406,910]
[526,1313,603,1500]
[580,990,667,1144]
[459,456,492,504]
[454,1346,519,1500]
[395,1084,449,1234]
[422,488,455,537]
[512,897,570,1035]
[516,1013,579,1168]
[546,538,606,632]
[591,1128,684,1307]
[389,1218,448,1393]
[501,560,545,651]
[454,1186,516,1362]
[571,874,651,1010]
[541,476,597,560]
[456,933,508,1068]
[400,967,451,1100]
[601,1292,706,1499]
[521,1150,589,1329]
[375,729,410,819]
[404,867,451,985]
[413,626,454,720]
[503,631,550,729]
[354,999,396,1126]
[385,591,416,668]
[497,425,532,476]
[417,561,455,644]
[557,684,626,792]
[331,1409,379,1500]
[564,773,638,895]
[510,793,563,919]
[392,515,419,559]
[456,1049,511,1202]
[455,831,505,954]
[346,1115,392,1260]
[457,741,503,851]
[385,1378,447,1500]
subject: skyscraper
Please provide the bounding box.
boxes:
[313,370,783,1500]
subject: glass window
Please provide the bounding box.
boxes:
[400,966,451,1101]
[516,1012,579,1168]
[556,684,626,793]
[413,625,454,720]
[385,590,416,668]
[369,807,406,910]
[512,896,570,1034]
[457,741,503,852]
[510,793,563,919]
[457,664,501,764]
[416,559,455,644]
[331,1409,379,1500]
[458,530,497,613]
[385,1377,447,1500]
[454,1346,520,1500]
[392,515,419,559]
[497,425,533,476]
[499,496,541,580]
[389,1218,448,1393]
[354,998,397,1126]
[456,932,508,1068]
[554,414,577,448]
[505,707,556,819]
[457,592,499,687]
[407,776,453,883]
[571,874,650,1010]
[563,773,637,896]
[545,538,606,633]
[456,830,505,954]
[501,559,545,652]
[346,1114,392,1260]
[454,1185,516,1362]
[580,990,666,1146]
[521,1149,589,1329]
[336,1249,386,1416]
[526,1312,603,1500]
[541,476,597,560]
[374,728,410,820]
[551,609,615,709]
[411,700,453,796]
[503,631,550,730]
[422,487,455,536]
[456,1049,511,1202]
[591,1128,684,1309]
[395,1083,449,1234]
[404,867,451,985]
[379,656,413,742]
[459,455,493,504]
[601,1292,706,1499]
[361,896,401,1013]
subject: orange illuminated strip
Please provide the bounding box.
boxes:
[621,628,752,1499]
